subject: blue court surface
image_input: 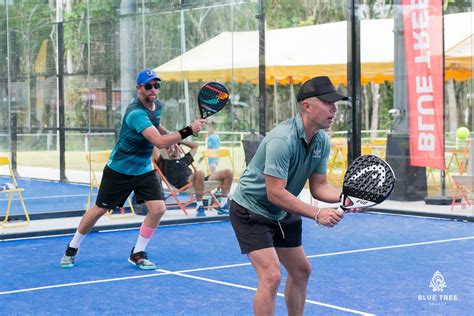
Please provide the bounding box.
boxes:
[1,213,473,315]
[0,177,93,216]
[0,177,190,217]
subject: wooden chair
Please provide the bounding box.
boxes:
[429,140,471,190]
[0,156,30,228]
[327,138,348,186]
[85,151,135,219]
[451,140,473,210]
[451,175,473,210]
[368,138,387,159]
[153,158,221,215]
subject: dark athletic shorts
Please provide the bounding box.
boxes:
[229,200,302,254]
[95,166,164,209]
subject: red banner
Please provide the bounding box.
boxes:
[403,0,445,169]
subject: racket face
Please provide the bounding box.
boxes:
[342,155,396,208]
[197,82,229,119]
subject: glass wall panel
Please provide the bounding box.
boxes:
[262,0,349,186]
[1,0,471,218]
[359,1,473,205]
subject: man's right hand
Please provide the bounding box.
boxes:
[190,118,206,134]
[316,208,344,227]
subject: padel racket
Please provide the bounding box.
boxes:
[339,154,395,212]
[197,82,229,119]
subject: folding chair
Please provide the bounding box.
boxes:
[201,148,235,178]
[368,138,387,159]
[451,175,473,210]
[0,156,30,228]
[451,140,473,210]
[85,151,135,219]
[327,138,347,186]
[152,158,221,215]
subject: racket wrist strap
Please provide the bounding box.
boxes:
[178,126,193,140]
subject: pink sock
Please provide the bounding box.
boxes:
[134,224,157,253]
[140,224,156,238]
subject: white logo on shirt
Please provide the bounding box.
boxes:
[312,147,322,158]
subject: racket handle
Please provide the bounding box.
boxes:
[336,207,345,215]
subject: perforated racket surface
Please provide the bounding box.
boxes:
[340,155,396,211]
[197,82,229,119]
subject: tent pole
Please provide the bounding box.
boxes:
[180,7,191,125]
[290,78,296,117]
[274,79,278,125]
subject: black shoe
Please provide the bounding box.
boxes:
[60,245,78,268]
[128,247,156,270]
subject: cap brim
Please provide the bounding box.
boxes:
[318,91,348,102]
[143,76,161,84]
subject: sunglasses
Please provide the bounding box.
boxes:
[142,82,160,90]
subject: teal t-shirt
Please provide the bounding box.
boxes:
[107,99,162,175]
[207,133,220,165]
[232,113,330,220]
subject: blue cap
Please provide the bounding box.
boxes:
[136,69,161,85]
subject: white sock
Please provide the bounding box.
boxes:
[220,197,228,207]
[195,200,203,210]
[134,235,151,253]
[69,232,86,249]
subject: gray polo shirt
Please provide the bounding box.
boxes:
[232,113,330,220]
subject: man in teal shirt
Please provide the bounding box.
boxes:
[230,76,349,316]
[60,69,205,270]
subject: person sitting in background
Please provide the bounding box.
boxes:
[206,120,221,175]
[153,140,233,217]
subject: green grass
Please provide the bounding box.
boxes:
[1,147,248,176]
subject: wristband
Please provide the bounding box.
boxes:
[178,126,193,140]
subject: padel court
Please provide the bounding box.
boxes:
[1,212,472,315]
[0,177,93,217]
[0,177,192,218]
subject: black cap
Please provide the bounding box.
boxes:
[296,76,348,102]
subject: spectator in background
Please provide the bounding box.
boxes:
[206,120,220,175]
[154,141,233,217]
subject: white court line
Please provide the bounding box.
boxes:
[157,269,373,315]
[1,236,472,302]
[0,193,93,202]
[307,236,474,259]
[0,271,172,295]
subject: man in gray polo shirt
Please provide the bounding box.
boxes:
[230,76,349,316]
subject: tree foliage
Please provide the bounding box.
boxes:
[1,0,471,135]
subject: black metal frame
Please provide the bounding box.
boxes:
[347,0,362,164]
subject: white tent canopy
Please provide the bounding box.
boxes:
[155,12,472,85]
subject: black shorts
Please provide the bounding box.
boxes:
[229,200,302,254]
[95,166,164,209]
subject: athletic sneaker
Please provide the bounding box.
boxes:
[215,202,229,215]
[195,205,206,217]
[60,245,78,268]
[128,247,156,270]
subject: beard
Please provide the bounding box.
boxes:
[144,94,156,103]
